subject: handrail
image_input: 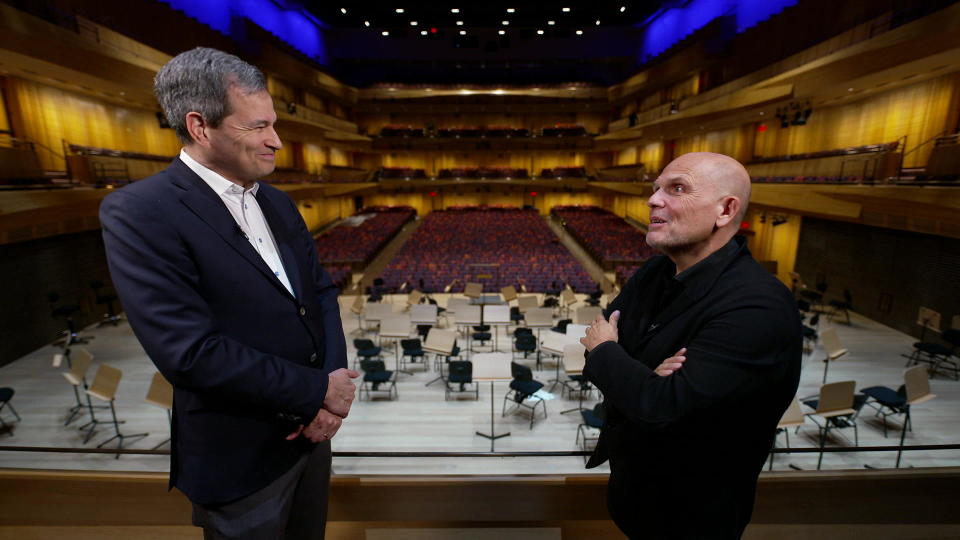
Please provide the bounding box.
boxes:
[1,444,959,457]
[902,129,949,160]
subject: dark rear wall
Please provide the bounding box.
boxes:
[0,231,111,367]
[795,217,960,339]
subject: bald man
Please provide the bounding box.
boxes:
[581,152,801,539]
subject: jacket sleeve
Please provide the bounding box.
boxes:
[100,189,327,420]
[584,293,796,431]
[287,194,347,375]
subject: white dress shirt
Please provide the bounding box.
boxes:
[180,149,295,296]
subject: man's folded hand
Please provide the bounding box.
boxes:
[324,367,360,418]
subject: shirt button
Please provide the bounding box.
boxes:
[299,306,306,316]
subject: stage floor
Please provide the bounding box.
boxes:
[1,293,957,475]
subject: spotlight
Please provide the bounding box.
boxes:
[364,20,370,26]
[576,30,583,35]
[562,7,571,12]
[395,8,404,13]
[499,30,506,35]
[451,8,460,13]
[381,31,389,36]
[537,29,544,35]
[340,8,347,14]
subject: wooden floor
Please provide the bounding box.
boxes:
[0,293,958,475]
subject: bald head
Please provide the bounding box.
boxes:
[670,152,751,222]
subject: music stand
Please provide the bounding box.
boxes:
[471,352,513,451]
[379,315,412,375]
[422,328,458,387]
[484,305,511,352]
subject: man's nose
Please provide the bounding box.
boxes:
[266,126,282,150]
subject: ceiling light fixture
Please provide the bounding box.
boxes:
[502,20,509,25]
[451,8,460,13]
[420,30,427,35]
[537,29,544,35]
[576,30,583,35]
[548,20,555,25]
[340,8,347,14]
[460,30,466,35]
[395,8,404,14]
[456,20,464,25]
[381,31,389,36]
[595,19,601,25]
[410,21,417,25]
[364,20,370,26]
[562,7,571,12]
[507,8,515,13]
[499,30,506,35]
[620,6,626,12]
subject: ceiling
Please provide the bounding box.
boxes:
[291,1,665,86]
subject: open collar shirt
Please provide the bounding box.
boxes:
[179,149,294,296]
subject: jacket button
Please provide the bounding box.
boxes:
[299,306,306,316]
[309,353,318,364]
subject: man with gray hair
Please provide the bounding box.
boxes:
[580,152,801,538]
[101,47,357,539]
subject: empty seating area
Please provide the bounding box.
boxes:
[314,206,416,269]
[381,207,594,292]
[65,144,170,187]
[748,141,902,184]
[380,167,427,180]
[553,206,657,271]
[437,167,529,179]
[377,124,588,138]
[540,166,587,178]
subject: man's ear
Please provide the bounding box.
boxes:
[716,196,741,228]
[184,111,209,147]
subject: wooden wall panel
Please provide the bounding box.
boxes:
[8,78,179,171]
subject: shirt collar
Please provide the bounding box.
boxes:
[179,148,259,196]
[672,235,744,287]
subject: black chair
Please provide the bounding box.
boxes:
[802,313,820,352]
[551,318,572,334]
[932,329,960,380]
[90,280,123,327]
[359,359,397,400]
[0,387,21,433]
[471,325,492,352]
[48,292,90,348]
[828,289,853,324]
[502,362,547,429]
[400,338,427,371]
[513,333,539,368]
[576,403,605,459]
[510,306,524,324]
[416,324,433,341]
[353,339,382,369]
[445,360,479,400]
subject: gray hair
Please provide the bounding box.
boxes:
[154,47,267,143]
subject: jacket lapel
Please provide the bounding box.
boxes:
[169,159,296,301]
[257,191,303,300]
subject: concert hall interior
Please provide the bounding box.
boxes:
[0,0,959,538]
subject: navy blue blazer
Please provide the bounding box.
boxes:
[100,158,346,505]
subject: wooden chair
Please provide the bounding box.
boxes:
[768,398,806,470]
[349,294,365,336]
[144,372,173,450]
[803,380,859,469]
[84,364,148,457]
[819,328,848,383]
[62,348,98,426]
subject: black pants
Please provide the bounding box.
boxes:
[192,441,332,540]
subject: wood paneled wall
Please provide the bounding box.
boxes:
[754,73,960,167]
[380,151,587,175]
[4,78,180,171]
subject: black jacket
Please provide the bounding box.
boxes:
[584,237,801,537]
[100,158,347,505]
